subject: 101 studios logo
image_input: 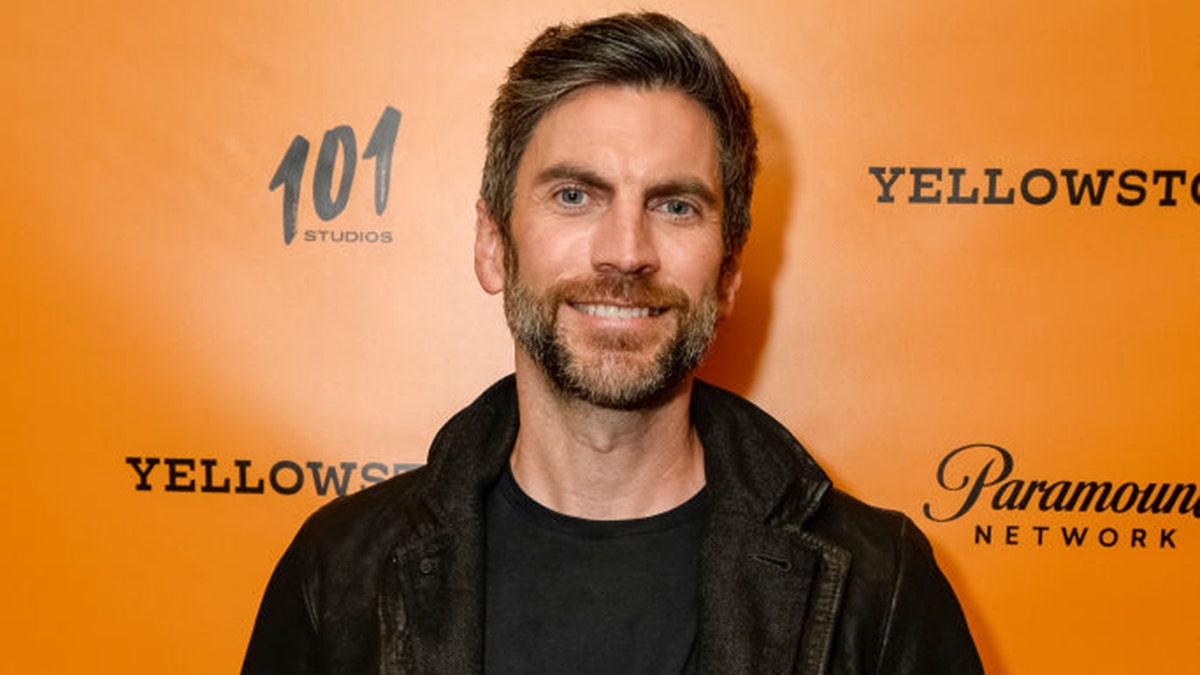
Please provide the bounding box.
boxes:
[269,106,401,245]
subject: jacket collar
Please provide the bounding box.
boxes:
[387,375,845,673]
[415,374,832,529]
[691,380,831,526]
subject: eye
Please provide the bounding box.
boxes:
[556,187,589,207]
[657,199,696,218]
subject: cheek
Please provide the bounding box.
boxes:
[666,237,726,285]
[512,229,592,283]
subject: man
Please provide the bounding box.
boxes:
[243,12,983,674]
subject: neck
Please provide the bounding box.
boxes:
[509,351,706,520]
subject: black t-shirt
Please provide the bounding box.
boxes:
[484,465,707,674]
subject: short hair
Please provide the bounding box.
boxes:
[480,12,758,267]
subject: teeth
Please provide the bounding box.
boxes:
[577,304,656,319]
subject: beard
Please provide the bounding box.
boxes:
[503,264,720,411]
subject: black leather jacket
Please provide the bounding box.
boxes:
[243,377,984,674]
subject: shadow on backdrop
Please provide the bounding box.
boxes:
[699,91,793,397]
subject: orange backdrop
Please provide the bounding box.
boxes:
[3,1,1198,672]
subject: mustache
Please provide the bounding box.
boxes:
[547,275,691,311]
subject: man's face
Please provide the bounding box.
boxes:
[475,85,740,409]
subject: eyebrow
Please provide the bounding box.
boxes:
[533,164,614,194]
[534,163,720,208]
[644,179,720,210]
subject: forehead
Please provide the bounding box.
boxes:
[517,85,720,189]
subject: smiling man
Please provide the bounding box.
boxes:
[243,12,983,674]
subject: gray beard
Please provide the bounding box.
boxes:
[503,271,719,410]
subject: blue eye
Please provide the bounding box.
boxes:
[558,188,587,206]
[662,200,694,217]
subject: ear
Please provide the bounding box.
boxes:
[474,199,505,295]
[717,257,742,319]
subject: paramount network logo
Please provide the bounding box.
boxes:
[922,444,1192,550]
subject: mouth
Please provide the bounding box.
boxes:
[570,302,667,319]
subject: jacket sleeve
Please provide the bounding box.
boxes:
[874,517,984,674]
[241,527,323,675]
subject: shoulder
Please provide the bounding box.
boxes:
[286,375,522,561]
[286,466,436,570]
[804,489,945,618]
[242,467,441,672]
[808,490,984,673]
[808,489,931,567]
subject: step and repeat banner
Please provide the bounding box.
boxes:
[3,1,1197,672]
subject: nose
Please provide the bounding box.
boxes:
[590,200,659,276]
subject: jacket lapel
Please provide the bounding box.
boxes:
[697,515,849,674]
[376,378,519,673]
[690,382,850,674]
[381,524,486,674]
